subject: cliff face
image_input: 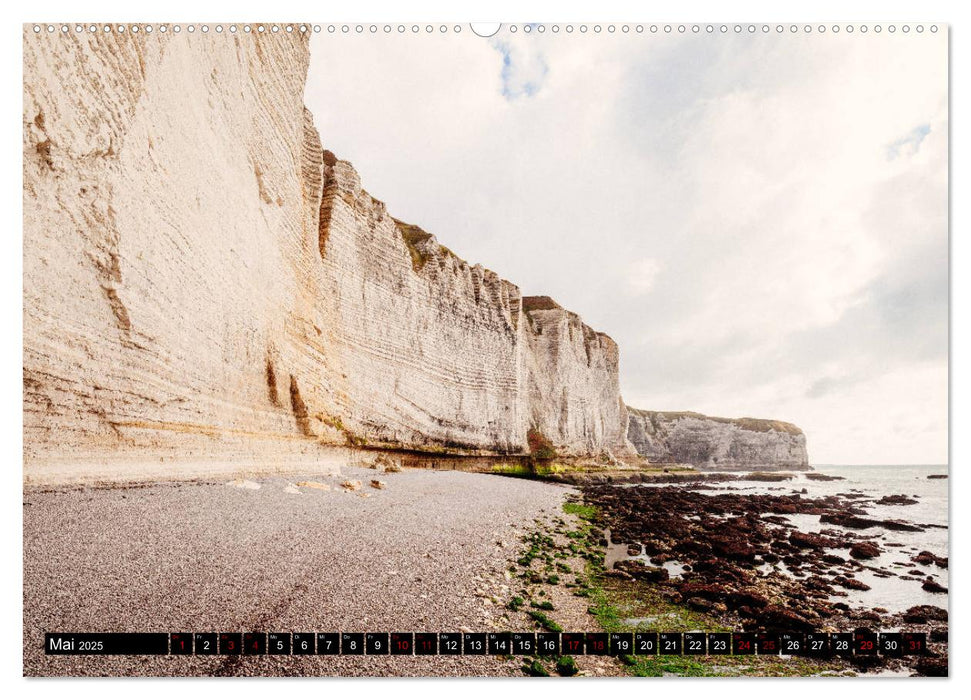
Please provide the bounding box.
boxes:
[310,154,529,453]
[626,409,809,471]
[523,297,634,460]
[22,29,632,483]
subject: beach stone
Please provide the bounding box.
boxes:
[903,605,948,623]
[789,531,837,550]
[849,542,881,560]
[371,454,401,472]
[614,560,669,583]
[921,578,948,594]
[603,569,633,580]
[296,481,330,491]
[686,597,714,612]
[340,480,363,491]
[226,479,260,490]
[876,494,918,506]
[677,581,725,601]
[913,551,948,568]
[760,605,815,632]
[821,513,923,532]
[370,479,386,490]
[832,575,871,591]
[742,472,794,482]
[915,657,948,676]
[727,589,770,609]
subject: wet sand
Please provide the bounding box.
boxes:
[23,467,571,676]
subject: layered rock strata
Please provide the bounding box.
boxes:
[22,29,635,483]
[626,409,809,471]
[523,297,633,460]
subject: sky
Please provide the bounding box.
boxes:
[305,26,948,465]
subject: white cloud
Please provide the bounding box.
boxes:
[626,258,661,295]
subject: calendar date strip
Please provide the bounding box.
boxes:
[45,631,928,657]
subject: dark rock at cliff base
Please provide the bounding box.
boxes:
[820,513,924,532]
[915,656,949,676]
[741,472,794,482]
[579,483,928,637]
[833,575,871,591]
[902,605,948,623]
[677,581,726,601]
[882,520,925,532]
[613,560,669,583]
[759,605,816,632]
[849,542,882,560]
[876,494,919,506]
[927,474,948,479]
[851,655,887,671]
[727,589,770,609]
[913,551,948,568]
[921,578,948,594]
[686,597,716,612]
[603,568,633,581]
[788,531,840,550]
[710,536,758,563]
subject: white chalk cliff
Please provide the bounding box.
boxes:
[626,408,810,471]
[22,29,637,484]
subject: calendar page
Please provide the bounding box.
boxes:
[22,19,948,679]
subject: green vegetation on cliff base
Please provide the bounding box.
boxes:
[526,428,558,460]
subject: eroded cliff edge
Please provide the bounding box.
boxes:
[23,29,635,484]
[626,408,809,471]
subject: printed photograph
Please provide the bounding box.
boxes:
[22,20,948,677]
